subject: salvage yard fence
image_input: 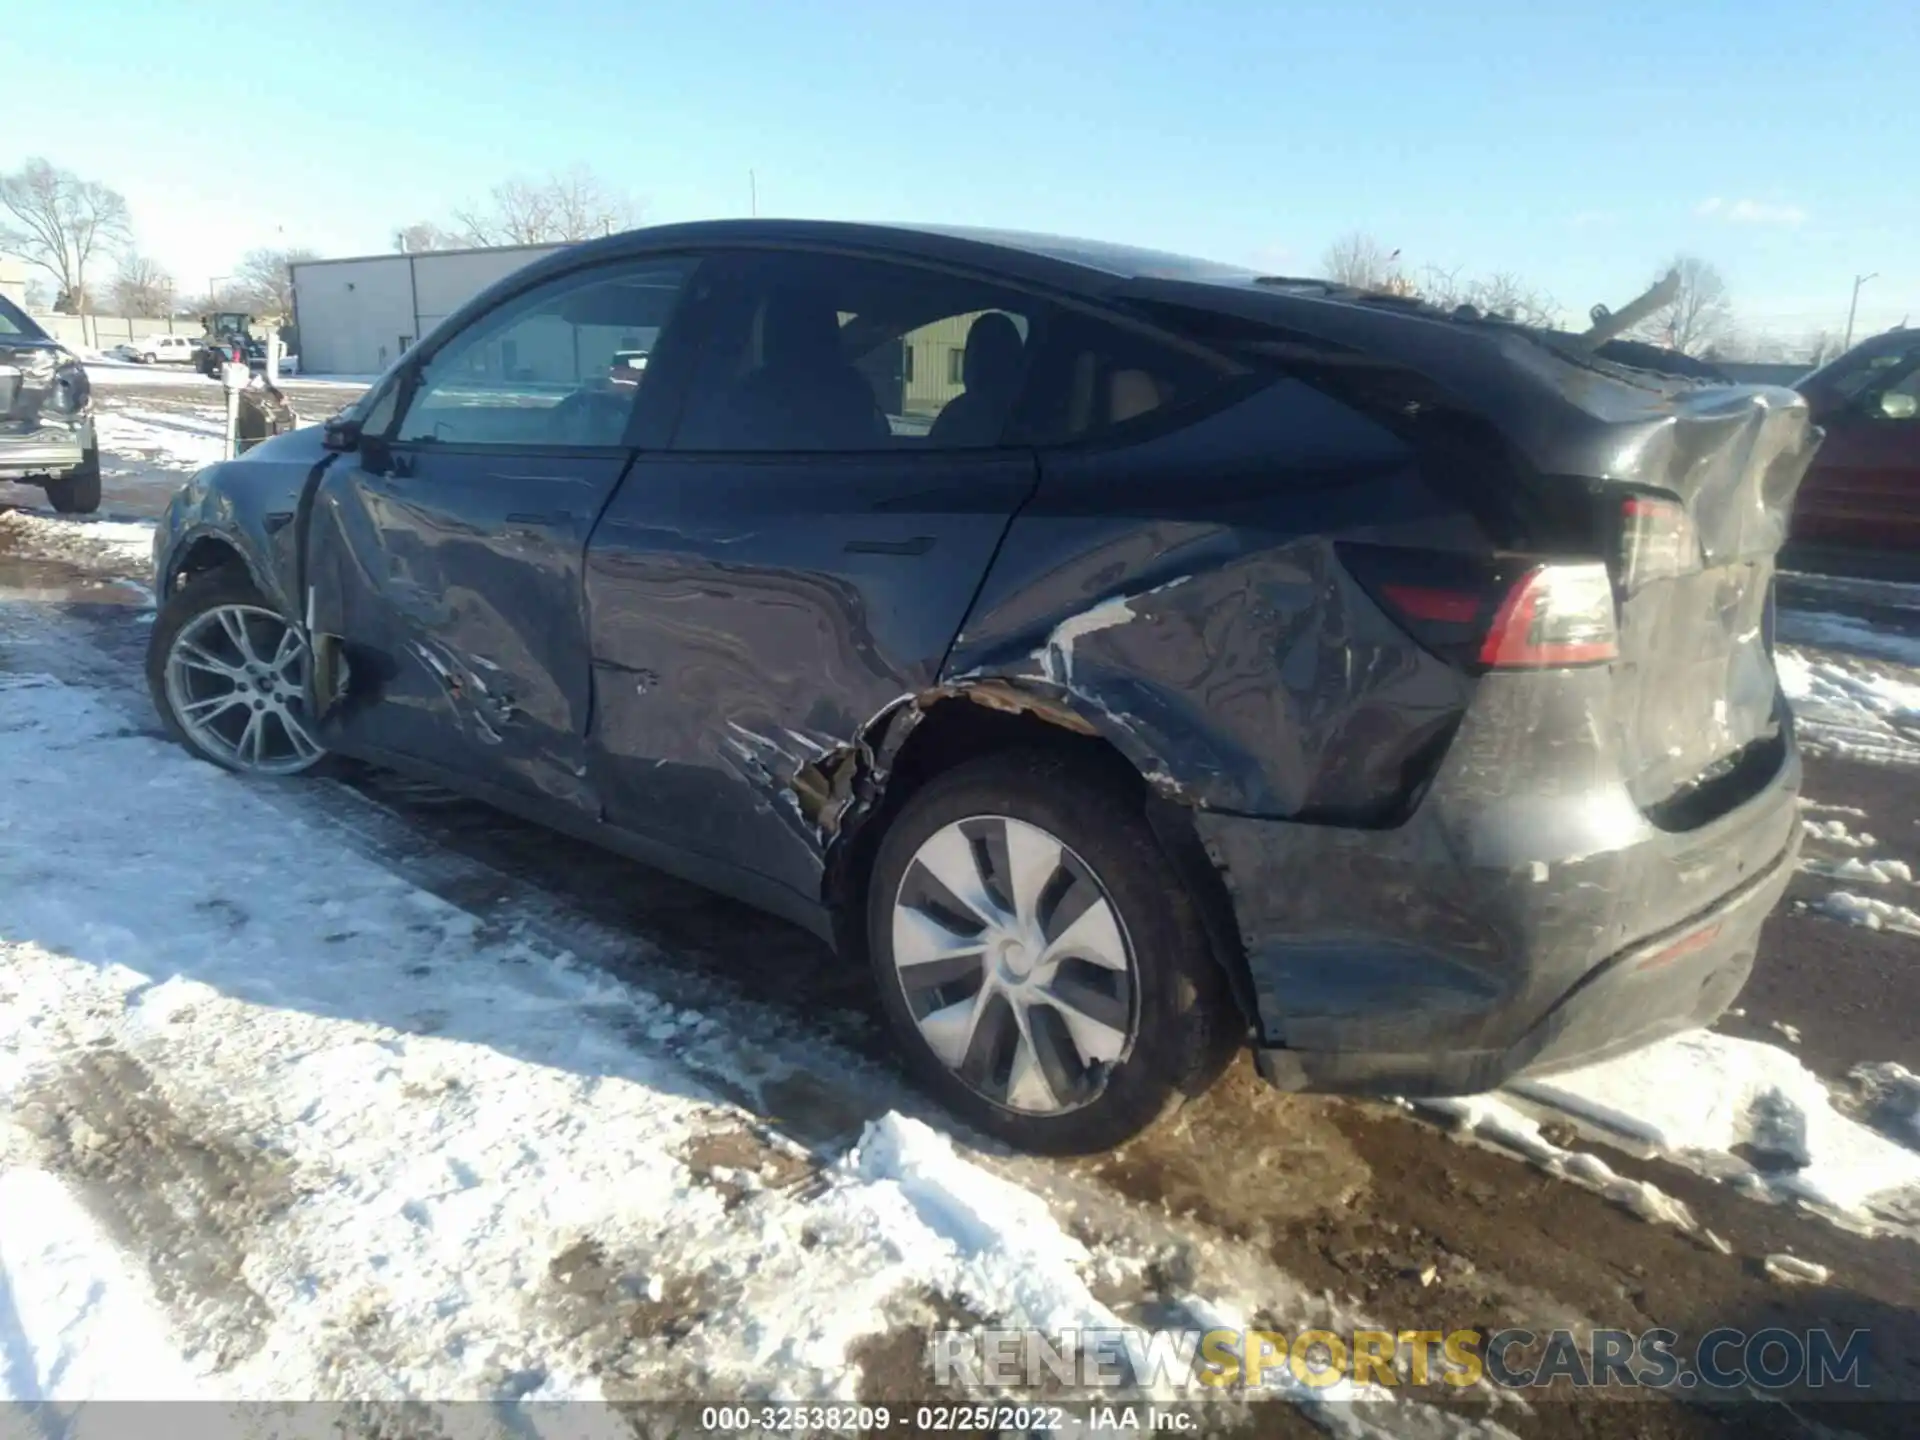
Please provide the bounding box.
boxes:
[30,313,206,352]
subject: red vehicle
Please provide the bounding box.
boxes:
[1792,328,1920,549]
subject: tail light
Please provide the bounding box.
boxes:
[1341,545,1619,671]
[1478,564,1618,668]
[1619,494,1702,590]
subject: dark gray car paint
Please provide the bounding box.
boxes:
[149,219,1821,1097]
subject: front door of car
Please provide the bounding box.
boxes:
[301,255,700,808]
[583,249,1045,901]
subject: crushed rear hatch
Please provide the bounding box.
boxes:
[1112,275,1822,819]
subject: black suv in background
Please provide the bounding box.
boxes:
[145,221,1813,1153]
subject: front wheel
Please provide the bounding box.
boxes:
[867,750,1239,1154]
[147,571,329,776]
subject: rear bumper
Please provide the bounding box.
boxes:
[0,428,89,480]
[1195,670,1803,1096]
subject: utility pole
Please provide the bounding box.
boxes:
[749,169,757,218]
[1844,272,1878,350]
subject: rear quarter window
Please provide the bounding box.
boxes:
[1006,309,1239,447]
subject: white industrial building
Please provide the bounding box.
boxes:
[289,243,564,376]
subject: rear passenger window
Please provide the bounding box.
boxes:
[1008,310,1235,446]
[670,252,1040,452]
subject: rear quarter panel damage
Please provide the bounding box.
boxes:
[942,379,1478,824]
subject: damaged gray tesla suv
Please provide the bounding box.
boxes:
[144,221,1814,1153]
[0,295,100,513]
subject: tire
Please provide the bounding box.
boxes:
[867,749,1239,1154]
[147,570,331,777]
[44,449,101,515]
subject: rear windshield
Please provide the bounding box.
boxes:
[0,294,48,339]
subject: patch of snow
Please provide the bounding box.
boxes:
[1777,609,1920,668]
[1761,1253,1831,1285]
[1800,854,1913,885]
[1801,816,1877,848]
[92,407,225,473]
[0,1169,208,1402]
[0,511,154,571]
[83,364,220,390]
[1848,1062,1920,1143]
[1812,890,1920,936]
[1413,1096,1700,1232]
[1507,1030,1920,1225]
[1777,647,1920,766]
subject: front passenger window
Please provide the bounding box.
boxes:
[393,258,696,448]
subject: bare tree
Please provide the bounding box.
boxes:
[1631,255,1733,356]
[0,159,132,314]
[451,167,641,246]
[392,221,462,253]
[232,246,319,316]
[107,254,177,318]
[1415,263,1468,311]
[1466,272,1560,328]
[1407,263,1558,327]
[1321,231,1401,291]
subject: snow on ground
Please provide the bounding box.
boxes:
[82,363,221,390]
[1812,891,1920,936]
[0,1169,210,1404]
[0,510,155,572]
[0,670,1111,1403]
[1503,1031,1920,1228]
[0,666,1460,1427]
[1779,609,1920,668]
[1776,646,1920,765]
[93,406,226,474]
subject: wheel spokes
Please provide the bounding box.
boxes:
[216,607,263,666]
[892,815,1138,1118]
[920,986,994,1070]
[176,640,242,679]
[909,825,1005,929]
[167,604,326,775]
[1004,1006,1064,1112]
[892,906,989,989]
[1036,972,1132,1065]
[1040,893,1130,972]
[999,820,1063,932]
[276,708,322,760]
[179,690,246,723]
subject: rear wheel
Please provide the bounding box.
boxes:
[147,571,329,776]
[44,449,101,515]
[867,750,1238,1154]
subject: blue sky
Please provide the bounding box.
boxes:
[9,0,1915,339]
